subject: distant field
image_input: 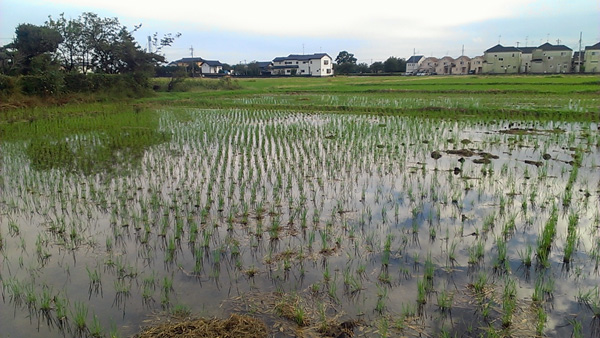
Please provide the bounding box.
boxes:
[146,75,600,120]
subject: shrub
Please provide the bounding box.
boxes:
[0,74,17,96]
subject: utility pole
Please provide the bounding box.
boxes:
[190,46,195,77]
[578,32,583,73]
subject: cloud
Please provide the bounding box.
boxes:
[41,0,536,41]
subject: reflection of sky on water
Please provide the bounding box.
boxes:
[1,110,599,337]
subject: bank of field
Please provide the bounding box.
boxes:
[0,75,599,338]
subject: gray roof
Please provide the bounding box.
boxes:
[585,42,600,50]
[484,44,521,53]
[176,57,204,63]
[537,42,572,51]
[257,61,273,69]
[406,55,424,63]
[273,53,331,62]
[202,60,222,67]
[518,47,536,54]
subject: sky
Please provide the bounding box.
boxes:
[1,0,599,65]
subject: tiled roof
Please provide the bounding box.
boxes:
[203,60,222,67]
[585,42,600,50]
[406,55,424,63]
[518,47,536,54]
[484,44,521,53]
[537,42,572,51]
[273,53,331,62]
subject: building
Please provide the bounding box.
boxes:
[530,43,572,74]
[417,57,438,74]
[453,55,471,75]
[482,44,522,74]
[271,53,333,76]
[583,42,600,73]
[406,55,424,74]
[470,56,484,74]
[518,47,535,73]
[436,56,455,75]
[257,61,273,75]
[201,60,223,74]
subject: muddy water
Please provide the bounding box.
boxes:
[1,109,599,337]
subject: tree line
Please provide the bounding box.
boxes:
[334,51,407,75]
[0,12,178,97]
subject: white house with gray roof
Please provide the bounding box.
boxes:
[271,53,333,76]
[405,55,424,74]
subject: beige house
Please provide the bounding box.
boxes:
[453,56,471,74]
[436,56,455,75]
[418,57,438,74]
[482,44,522,74]
[470,56,484,74]
[530,43,572,74]
[518,47,535,73]
[583,42,600,73]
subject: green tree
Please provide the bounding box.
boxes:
[335,51,357,75]
[356,62,369,73]
[10,24,63,75]
[369,61,384,73]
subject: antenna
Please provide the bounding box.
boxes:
[147,36,152,53]
[302,43,305,55]
[556,38,561,45]
[498,35,501,44]
[461,45,464,56]
[525,36,528,47]
[190,46,194,58]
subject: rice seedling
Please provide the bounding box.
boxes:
[72,301,89,331]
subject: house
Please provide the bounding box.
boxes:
[482,44,522,74]
[405,55,424,74]
[530,43,572,74]
[417,57,438,74]
[169,57,224,75]
[435,56,455,75]
[518,47,535,73]
[257,61,273,75]
[453,56,471,75]
[583,42,600,73]
[469,56,484,74]
[271,53,333,76]
[201,60,223,74]
[171,57,204,68]
[572,51,584,73]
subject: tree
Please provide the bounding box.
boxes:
[356,62,369,73]
[10,24,63,74]
[383,57,401,73]
[369,61,384,73]
[46,12,177,74]
[334,51,357,75]
[335,51,357,65]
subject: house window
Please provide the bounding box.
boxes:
[285,61,292,65]
[548,56,551,60]
[498,58,504,61]
[303,61,307,64]
[301,70,305,73]
[327,69,331,74]
[512,53,515,57]
[324,60,329,65]
[296,61,298,64]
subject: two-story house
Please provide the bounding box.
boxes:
[271,53,333,76]
[406,55,424,74]
[583,42,600,73]
[530,43,572,74]
[482,45,522,74]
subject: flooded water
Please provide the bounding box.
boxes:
[1,109,599,337]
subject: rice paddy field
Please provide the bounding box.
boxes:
[1,75,599,337]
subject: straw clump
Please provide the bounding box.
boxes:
[135,313,268,338]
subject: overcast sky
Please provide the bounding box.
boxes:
[1,0,598,65]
